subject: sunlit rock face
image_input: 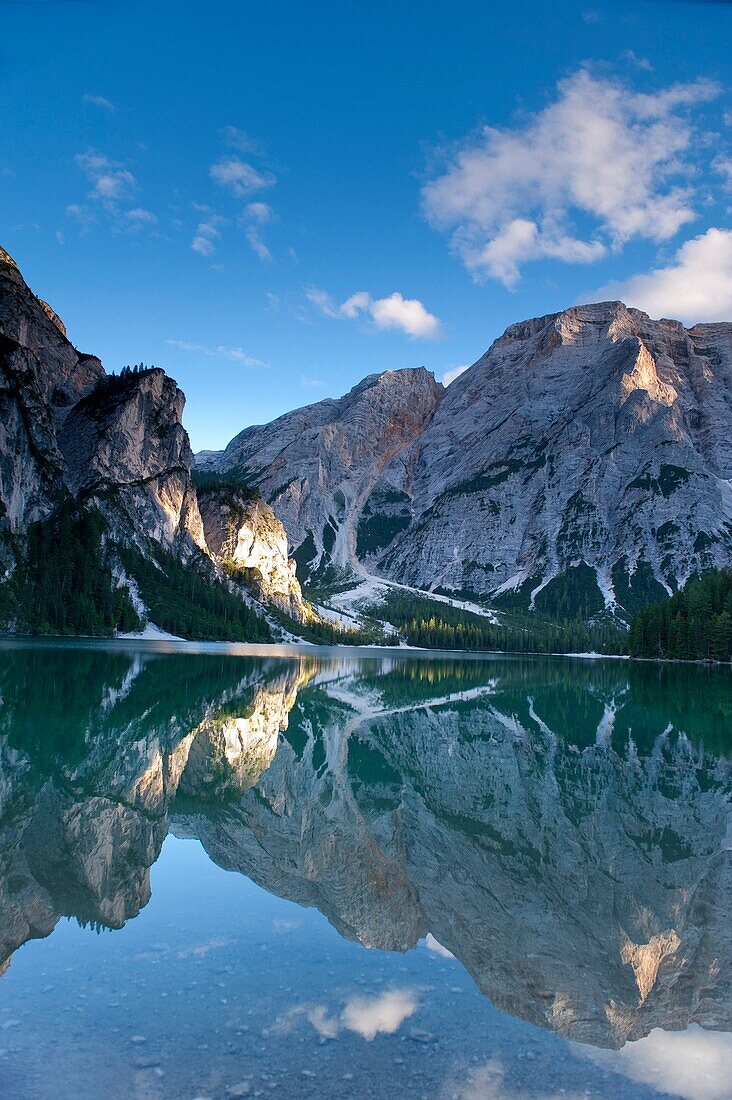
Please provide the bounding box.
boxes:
[197,368,445,580]
[203,302,732,615]
[0,249,204,568]
[177,665,316,798]
[376,303,732,611]
[198,489,310,622]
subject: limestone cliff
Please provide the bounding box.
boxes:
[203,302,732,617]
[197,487,310,622]
[0,248,205,564]
[197,368,445,581]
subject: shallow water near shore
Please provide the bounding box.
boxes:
[0,640,730,1099]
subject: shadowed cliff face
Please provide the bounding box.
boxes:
[0,250,206,567]
[0,645,730,1052]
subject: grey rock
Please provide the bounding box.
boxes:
[204,302,732,616]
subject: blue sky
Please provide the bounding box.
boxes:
[1,0,731,450]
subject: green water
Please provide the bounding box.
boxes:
[0,640,730,1099]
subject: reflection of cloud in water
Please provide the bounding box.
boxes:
[306,1004,340,1039]
[423,933,455,959]
[341,988,418,1040]
[272,918,301,933]
[582,1025,732,1100]
[443,1057,586,1099]
[175,937,232,959]
[273,989,418,1042]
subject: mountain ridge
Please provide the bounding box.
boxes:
[202,299,732,620]
[0,249,312,636]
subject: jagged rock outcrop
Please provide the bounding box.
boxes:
[0,248,205,563]
[203,303,732,616]
[197,368,445,579]
[59,369,206,555]
[197,488,310,622]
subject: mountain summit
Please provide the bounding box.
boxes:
[204,301,732,618]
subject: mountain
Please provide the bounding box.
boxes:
[196,368,444,582]
[0,248,310,635]
[202,302,732,620]
[0,246,204,562]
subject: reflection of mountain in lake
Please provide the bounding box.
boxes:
[0,646,730,1050]
[0,647,312,967]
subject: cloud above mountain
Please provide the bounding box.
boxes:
[307,286,441,338]
[587,227,732,323]
[423,69,721,287]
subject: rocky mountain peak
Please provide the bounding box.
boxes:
[0,246,18,270]
[0,253,207,575]
[206,298,732,616]
[200,366,445,578]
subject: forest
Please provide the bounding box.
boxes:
[628,570,732,661]
[377,590,626,655]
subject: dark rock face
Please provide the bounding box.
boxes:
[0,249,205,570]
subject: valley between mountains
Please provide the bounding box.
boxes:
[2,244,731,652]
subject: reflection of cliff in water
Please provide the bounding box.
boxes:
[0,647,314,969]
[0,646,730,1051]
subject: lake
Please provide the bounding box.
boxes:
[0,640,730,1099]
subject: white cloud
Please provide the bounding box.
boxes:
[76,152,136,205]
[191,216,224,257]
[370,293,440,337]
[126,207,157,226]
[66,203,95,229]
[587,226,732,323]
[308,286,441,338]
[240,202,275,261]
[714,155,732,189]
[210,155,275,198]
[422,69,721,287]
[440,365,469,387]
[622,50,653,72]
[83,94,115,112]
[166,339,263,366]
[305,286,340,318]
[221,126,266,156]
[582,1025,732,1100]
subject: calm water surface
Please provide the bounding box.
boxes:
[0,640,730,1099]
